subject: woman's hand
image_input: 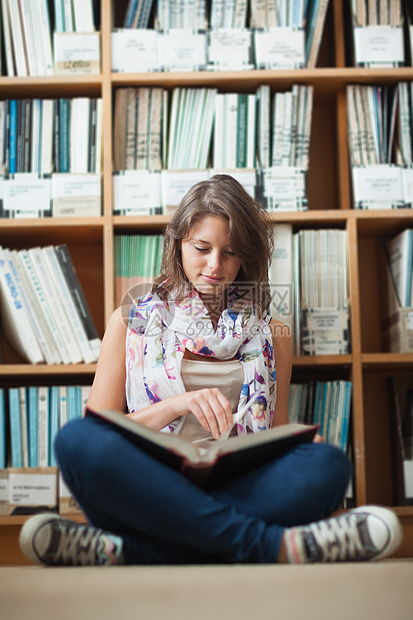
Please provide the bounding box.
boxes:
[169,388,234,439]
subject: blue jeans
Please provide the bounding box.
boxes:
[55,416,351,565]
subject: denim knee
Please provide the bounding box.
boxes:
[54,418,84,474]
[306,442,352,494]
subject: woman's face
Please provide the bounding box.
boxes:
[181,216,242,299]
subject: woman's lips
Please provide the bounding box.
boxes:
[201,274,224,284]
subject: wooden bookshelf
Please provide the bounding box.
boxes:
[1,0,413,564]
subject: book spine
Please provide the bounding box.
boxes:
[54,244,101,357]
[9,99,17,174]
[0,247,44,364]
[8,387,23,468]
[43,245,96,363]
[48,386,59,466]
[28,386,38,467]
[37,386,49,467]
[0,389,5,469]
[19,386,29,468]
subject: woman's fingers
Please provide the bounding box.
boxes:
[181,388,233,439]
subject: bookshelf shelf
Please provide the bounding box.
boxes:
[293,355,352,367]
[0,75,103,97]
[0,364,97,377]
[1,0,413,563]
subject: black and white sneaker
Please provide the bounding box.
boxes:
[19,513,124,566]
[284,506,403,563]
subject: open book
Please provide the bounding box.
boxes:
[85,407,318,488]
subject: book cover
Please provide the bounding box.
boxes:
[85,407,317,488]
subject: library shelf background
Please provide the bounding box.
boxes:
[1,0,413,564]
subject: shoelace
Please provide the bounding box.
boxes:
[54,523,103,565]
[310,513,367,562]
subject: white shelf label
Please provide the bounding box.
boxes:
[9,472,57,506]
[112,29,159,72]
[208,29,253,70]
[159,30,207,71]
[162,170,209,211]
[354,26,404,64]
[113,170,162,214]
[54,32,101,75]
[352,165,404,208]
[3,174,51,216]
[52,173,101,216]
[254,28,305,69]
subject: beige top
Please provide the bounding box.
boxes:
[179,358,243,448]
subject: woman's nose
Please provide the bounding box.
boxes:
[207,251,221,271]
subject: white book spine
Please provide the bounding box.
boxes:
[28,247,83,364]
[30,99,42,173]
[1,0,15,75]
[34,0,53,75]
[7,0,28,76]
[0,246,44,364]
[37,386,49,467]
[40,99,55,174]
[72,0,94,31]
[19,0,39,75]
[18,249,68,364]
[42,245,96,364]
[8,248,56,363]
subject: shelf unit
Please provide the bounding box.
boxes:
[1,0,413,564]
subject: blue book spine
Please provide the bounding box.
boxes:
[67,386,77,421]
[9,100,17,174]
[0,389,5,469]
[49,386,60,466]
[9,388,22,468]
[28,386,38,468]
[340,382,353,453]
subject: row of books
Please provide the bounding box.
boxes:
[0,244,101,365]
[122,0,328,68]
[350,0,405,67]
[347,82,413,209]
[351,0,402,26]
[0,384,89,470]
[1,0,97,77]
[0,98,103,176]
[113,84,314,174]
[269,224,350,355]
[114,234,164,307]
[288,379,352,452]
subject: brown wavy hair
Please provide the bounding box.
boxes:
[153,174,274,314]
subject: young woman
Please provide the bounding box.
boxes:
[20,175,402,566]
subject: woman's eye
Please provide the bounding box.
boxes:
[195,246,208,252]
[226,250,235,256]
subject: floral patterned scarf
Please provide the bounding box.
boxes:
[125,284,276,435]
